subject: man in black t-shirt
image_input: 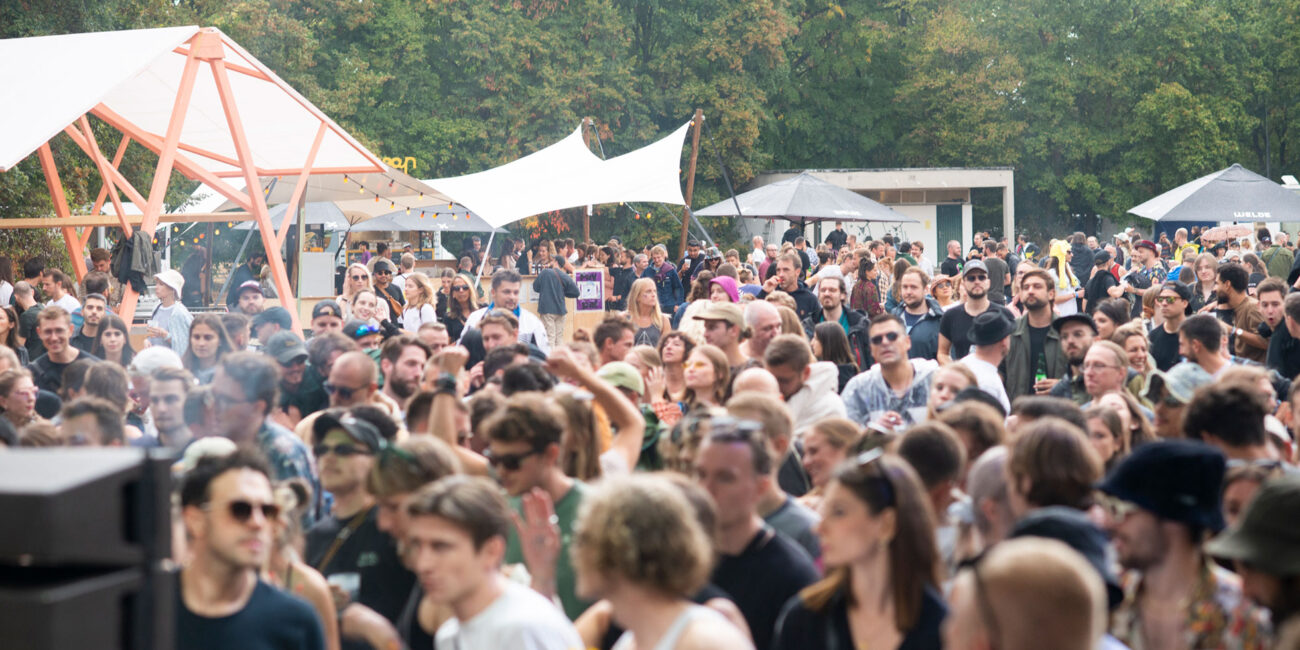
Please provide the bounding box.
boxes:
[824,221,848,251]
[1149,282,1190,371]
[305,410,413,642]
[27,306,97,393]
[940,240,964,278]
[70,293,107,354]
[939,261,1011,363]
[13,281,44,360]
[176,449,324,650]
[696,418,818,650]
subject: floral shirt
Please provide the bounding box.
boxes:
[1112,561,1271,650]
[850,279,883,317]
[258,418,321,526]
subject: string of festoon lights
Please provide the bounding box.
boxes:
[340,174,470,221]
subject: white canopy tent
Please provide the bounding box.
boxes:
[427,121,692,229]
[0,25,396,329]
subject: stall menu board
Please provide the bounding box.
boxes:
[575,270,604,312]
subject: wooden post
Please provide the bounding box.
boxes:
[678,109,704,260]
[581,117,593,243]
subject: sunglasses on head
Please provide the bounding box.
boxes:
[314,442,371,458]
[869,331,901,346]
[323,382,360,399]
[485,447,543,471]
[204,499,281,523]
[351,324,382,338]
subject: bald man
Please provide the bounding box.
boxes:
[732,367,781,397]
[945,538,1106,650]
[741,300,782,360]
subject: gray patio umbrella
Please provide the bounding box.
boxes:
[693,171,917,225]
[1128,163,1300,222]
[349,206,505,233]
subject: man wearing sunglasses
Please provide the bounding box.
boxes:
[176,448,325,648]
[483,392,591,620]
[1149,281,1190,371]
[1100,441,1269,649]
[939,259,1011,364]
[842,313,939,432]
[305,410,414,640]
[372,259,406,323]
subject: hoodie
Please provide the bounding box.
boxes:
[890,296,946,361]
[785,361,848,436]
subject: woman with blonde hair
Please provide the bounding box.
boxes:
[337,263,375,319]
[400,272,437,332]
[798,418,863,510]
[682,344,730,409]
[777,305,804,336]
[625,277,671,347]
[775,449,945,647]
[572,474,753,650]
[1047,239,1082,316]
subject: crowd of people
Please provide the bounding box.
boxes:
[2,220,1300,650]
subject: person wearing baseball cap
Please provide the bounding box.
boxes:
[1117,239,1169,319]
[696,302,752,371]
[146,269,195,356]
[234,279,265,317]
[305,409,415,627]
[938,258,1013,363]
[1048,313,1097,405]
[1100,441,1270,649]
[251,306,293,346]
[1142,361,1213,439]
[262,331,310,418]
[1206,476,1300,643]
[310,299,345,337]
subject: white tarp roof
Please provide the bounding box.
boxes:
[214,168,454,218]
[427,121,691,228]
[0,26,383,174]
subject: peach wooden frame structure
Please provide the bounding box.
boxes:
[5,28,387,331]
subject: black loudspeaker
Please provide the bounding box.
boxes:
[0,448,174,650]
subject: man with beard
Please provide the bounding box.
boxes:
[225,252,266,310]
[939,260,1010,363]
[890,266,945,360]
[1048,314,1098,405]
[758,253,819,320]
[1099,441,1270,649]
[1005,268,1068,401]
[379,334,431,416]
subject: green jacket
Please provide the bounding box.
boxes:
[1262,245,1294,280]
[1002,314,1068,401]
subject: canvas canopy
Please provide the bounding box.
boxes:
[0,26,396,331]
[0,26,380,175]
[427,121,692,228]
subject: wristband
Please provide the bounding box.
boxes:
[434,372,457,396]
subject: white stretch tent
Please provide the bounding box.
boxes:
[428,121,692,228]
[0,26,382,175]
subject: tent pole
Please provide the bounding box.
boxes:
[582,117,593,243]
[474,231,496,294]
[677,109,704,260]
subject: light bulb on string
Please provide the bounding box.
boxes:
[405,207,411,215]
[343,176,349,183]
[359,186,365,194]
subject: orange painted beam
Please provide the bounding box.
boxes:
[277,122,326,248]
[91,104,253,213]
[36,144,88,280]
[77,116,133,237]
[62,125,150,210]
[210,55,301,331]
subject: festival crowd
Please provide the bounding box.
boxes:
[1,221,1299,650]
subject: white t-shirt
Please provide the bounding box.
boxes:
[48,293,80,314]
[402,304,437,332]
[958,355,1012,414]
[810,263,854,293]
[435,580,583,650]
